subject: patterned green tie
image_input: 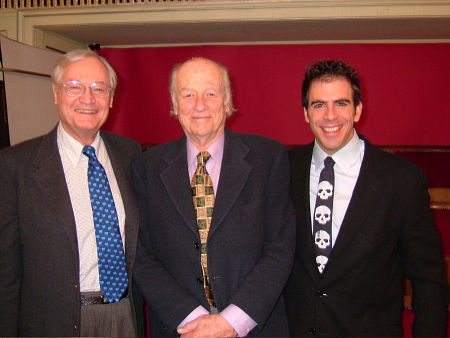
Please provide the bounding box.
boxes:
[191,151,216,307]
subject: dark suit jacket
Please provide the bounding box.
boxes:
[284,136,449,337]
[0,127,145,337]
[132,129,296,337]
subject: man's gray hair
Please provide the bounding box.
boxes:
[51,49,117,94]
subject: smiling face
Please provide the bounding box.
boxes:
[304,77,362,155]
[173,58,230,150]
[52,57,113,145]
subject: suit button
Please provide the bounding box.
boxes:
[196,278,203,284]
[194,242,200,249]
[316,290,327,297]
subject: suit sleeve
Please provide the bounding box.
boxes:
[0,152,20,336]
[229,146,296,328]
[400,169,449,336]
[131,158,201,334]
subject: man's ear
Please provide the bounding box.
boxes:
[354,102,363,123]
[304,107,310,123]
[52,84,58,105]
[225,104,232,117]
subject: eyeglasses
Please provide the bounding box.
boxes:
[60,80,111,98]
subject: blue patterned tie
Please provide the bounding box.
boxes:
[82,145,128,303]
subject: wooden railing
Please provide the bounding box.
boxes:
[0,0,197,9]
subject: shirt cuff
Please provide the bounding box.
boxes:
[178,305,209,328]
[220,304,257,337]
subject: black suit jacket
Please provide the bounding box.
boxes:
[284,136,448,337]
[132,129,296,337]
[0,127,144,337]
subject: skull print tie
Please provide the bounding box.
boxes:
[313,156,335,274]
[191,151,216,307]
[83,145,128,303]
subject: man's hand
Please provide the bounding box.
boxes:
[178,314,237,338]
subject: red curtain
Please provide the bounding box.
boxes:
[98,44,450,146]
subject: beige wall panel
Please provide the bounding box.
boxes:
[0,11,18,41]
[1,36,61,145]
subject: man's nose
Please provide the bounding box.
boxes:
[79,87,96,104]
[324,105,337,119]
[195,95,205,111]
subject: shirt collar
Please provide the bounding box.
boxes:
[57,122,101,166]
[187,132,225,169]
[312,130,362,172]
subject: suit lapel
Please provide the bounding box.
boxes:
[294,139,385,277]
[102,133,139,272]
[209,130,251,237]
[159,131,252,237]
[327,140,384,266]
[160,137,199,236]
[298,147,317,259]
[290,144,319,270]
[32,127,79,258]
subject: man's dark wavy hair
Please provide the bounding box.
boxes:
[302,59,362,109]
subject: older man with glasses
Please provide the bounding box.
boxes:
[0,49,144,337]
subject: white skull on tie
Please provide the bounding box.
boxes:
[316,255,328,273]
[318,180,333,200]
[314,230,331,249]
[315,205,331,225]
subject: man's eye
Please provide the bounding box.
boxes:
[312,103,324,109]
[92,87,106,94]
[69,84,83,91]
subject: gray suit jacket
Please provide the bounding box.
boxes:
[0,126,144,336]
[284,135,448,337]
[132,129,296,337]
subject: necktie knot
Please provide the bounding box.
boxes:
[82,145,98,161]
[197,151,211,167]
[324,156,335,168]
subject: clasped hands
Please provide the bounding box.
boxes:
[177,313,237,338]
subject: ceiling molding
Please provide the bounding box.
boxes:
[11,0,450,47]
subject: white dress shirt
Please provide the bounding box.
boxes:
[310,131,365,246]
[57,123,126,292]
